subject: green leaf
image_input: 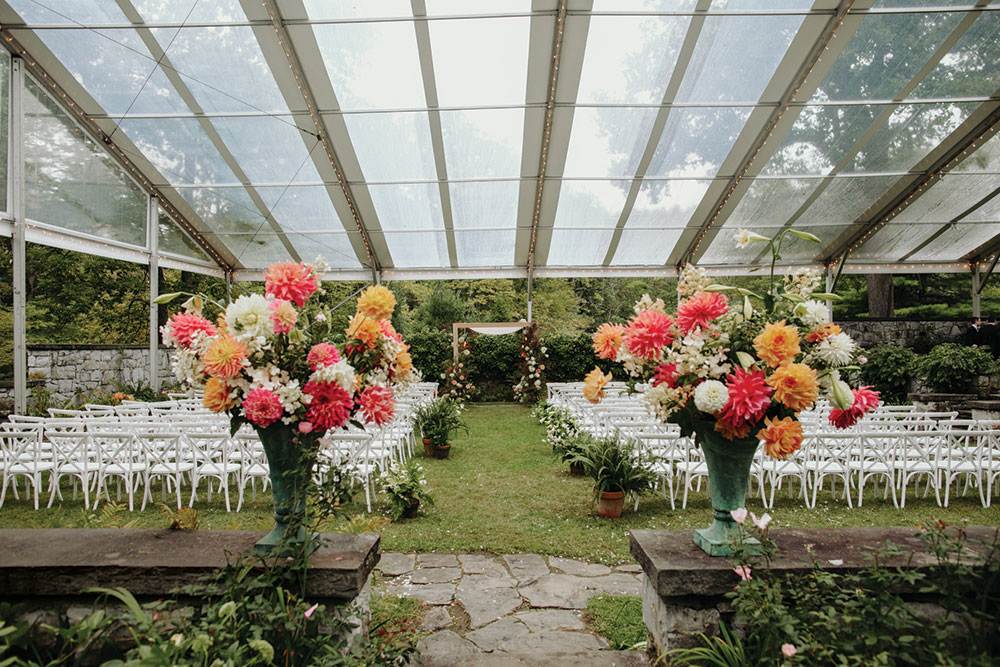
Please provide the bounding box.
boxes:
[704,284,738,292]
[787,229,822,243]
[735,288,763,299]
[742,295,753,320]
[811,292,843,301]
[153,292,183,305]
[831,378,853,411]
[780,292,805,303]
[736,351,756,369]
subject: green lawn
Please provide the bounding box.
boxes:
[1,404,997,563]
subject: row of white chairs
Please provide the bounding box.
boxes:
[545,382,1000,510]
[0,383,440,513]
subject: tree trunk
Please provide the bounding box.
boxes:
[866,274,894,317]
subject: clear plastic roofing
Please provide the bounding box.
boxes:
[0,0,997,281]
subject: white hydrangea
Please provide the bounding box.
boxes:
[225,294,274,345]
[309,358,356,393]
[797,300,830,329]
[694,380,729,414]
[275,379,303,414]
[816,332,855,367]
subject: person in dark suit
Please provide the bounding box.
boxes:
[966,317,983,347]
[983,317,999,357]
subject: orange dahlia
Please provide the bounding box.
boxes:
[202,334,247,379]
[758,416,803,460]
[269,298,298,334]
[766,362,819,412]
[345,313,382,350]
[263,261,318,307]
[395,349,413,375]
[592,323,626,360]
[202,377,234,413]
[357,285,396,321]
[714,415,752,440]
[806,322,842,344]
[624,310,674,361]
[676,291,728,334]
[753,320,801,367]
[582,367,612,404]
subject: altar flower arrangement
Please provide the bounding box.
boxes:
[158,261,418,553]
[582,229,879,555]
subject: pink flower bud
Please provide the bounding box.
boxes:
[298,421,314,434]
[731,507,748,524]
[781,643,797,657]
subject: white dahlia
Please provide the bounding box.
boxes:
[694,379,729,414]
[816,332,855,367]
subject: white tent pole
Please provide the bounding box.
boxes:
[972,263,981,319]
[148,195,159,391]
[825,265,835,321]
[11,57,26,415]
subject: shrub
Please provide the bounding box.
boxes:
[859,344,916,403]
[915,343,995,393]
[406,329,451,381]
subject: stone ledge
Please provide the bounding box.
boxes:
[0,529,380,601]
[630,526,998,598]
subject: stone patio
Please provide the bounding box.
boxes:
[376,552,650,666]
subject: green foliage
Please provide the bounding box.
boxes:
[666,622,749,666]
[413,284,465,331]
[859,344,916,403]
[584,595,645,651]
[412,398,468,446]
[543,333,610,382]
[569,437,656,498]
[379,461,435,521]
[531,401,580,450]
[368,590,425,665]
[466,333,521,400]
[0,309,12,383]
[718,521,1000,666]
[405,329,451,382]
[915,343,995,393]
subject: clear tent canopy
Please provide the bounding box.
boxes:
[0,0,997,284]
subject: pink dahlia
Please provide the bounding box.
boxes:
[264,261,318,307]
[828,385,881,429]
[269,298,298,334]
[243,388,284,428]
[165,312,216,349]
[357,384,395,426]
[379,319,403,343]
[719,367,772,426]
[624,310,674,361]
[676,292,728,334]
[303,381,353,431]
[652,362,679,388]
[307,342,341,371]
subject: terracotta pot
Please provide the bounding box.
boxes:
[433,444,451,459]
[422,438,433,457]
[569,461,585,476]
[596,490,625,518]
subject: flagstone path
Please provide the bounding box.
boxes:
[375,551,651,666]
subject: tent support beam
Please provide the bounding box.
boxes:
[525,0,567,281]
[827,103,1000,265]
[972,264,982,318]
[11,57,26,415]
[148,195,159,391]
[901,182,1000,263]
[978,254,999,297]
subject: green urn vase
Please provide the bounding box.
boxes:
[253,425,318,557]
[692,424,761,557]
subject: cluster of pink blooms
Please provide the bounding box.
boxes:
[162,260,410,438]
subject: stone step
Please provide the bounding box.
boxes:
[418,650,650,667]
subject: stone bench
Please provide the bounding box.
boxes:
[0,529,379,651]
[630,526,997,656]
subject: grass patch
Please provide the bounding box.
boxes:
[369,585,426,661]
[1,405,997,564]
[585,594,645,650]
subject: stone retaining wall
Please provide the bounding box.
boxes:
[838,319,966,349]
[0,345,173,408]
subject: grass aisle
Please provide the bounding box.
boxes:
[1,404,995,564]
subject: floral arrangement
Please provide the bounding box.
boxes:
[531,402,580,451]
[440,333,476,405]
[513,323,547,403]
[583,229,879,460]
[158,260,418,442]
[380,460,434,520]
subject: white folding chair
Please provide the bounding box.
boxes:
[45,430,96,508]
[187,432,237,511]
[89,430,147,511]
[0,428,52,509]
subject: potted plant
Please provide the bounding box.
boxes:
[559,432,592,476]
[417,398,468,459]
[380,461,434,520]
[568,437,656,518]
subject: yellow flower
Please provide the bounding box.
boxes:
[202,377,235,413]
[356,285,396,320]
[766,362,819,412]
[753,320,801,368]
[202,334,247,379]
[758,416,803,460]
[345,313,381,350]
[583,367,612,404]
[395,349,413,375]
[592,323,626,360]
